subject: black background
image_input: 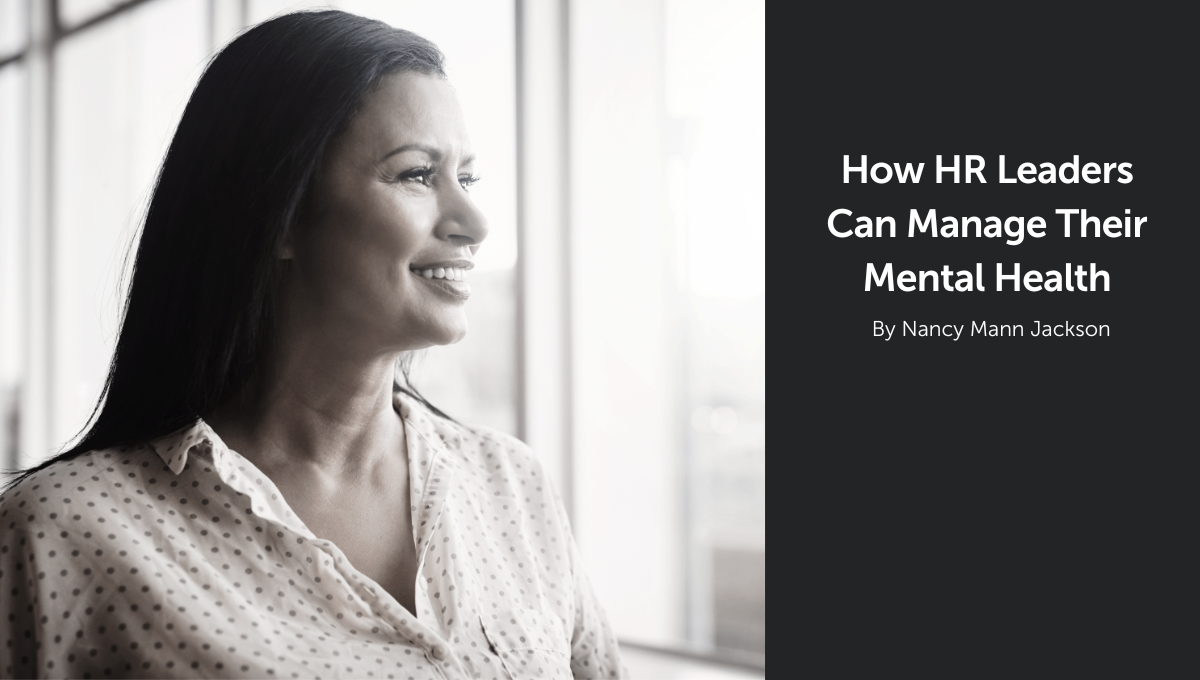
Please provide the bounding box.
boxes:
[786,7,1193,674]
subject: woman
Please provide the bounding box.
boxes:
[0,11,624,679]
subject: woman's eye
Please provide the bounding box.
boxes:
[459,174,481,190]
[398,167,433,186]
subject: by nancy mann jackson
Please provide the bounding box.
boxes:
[874,320,1112,340]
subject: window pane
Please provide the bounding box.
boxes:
[569,0,685,653]
[667,0,765,659]
[52,0,209,450]
[570,0,765,663]
[0,0,27,56]
[249,0,520,434]
[58,0,139,31]
[0,63,24,470]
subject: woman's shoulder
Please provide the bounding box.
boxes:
[398,391,532,458]
[0,444,167,529]
[444,416,545,475]
[456,419,535,460]
[397,392,559,500]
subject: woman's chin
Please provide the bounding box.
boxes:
[404,316,469,349]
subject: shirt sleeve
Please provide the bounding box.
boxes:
[556,496,628,679]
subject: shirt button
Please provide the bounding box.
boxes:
[431,644,448,660]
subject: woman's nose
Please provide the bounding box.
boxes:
[436,182,489,246]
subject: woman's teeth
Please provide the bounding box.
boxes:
[414,267,468,281]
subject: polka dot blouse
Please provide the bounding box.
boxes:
[0,390,625,679]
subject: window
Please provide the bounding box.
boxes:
[52,0,210,453]
[0,61,24,469]
[566,0,765,664]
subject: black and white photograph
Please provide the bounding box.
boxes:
[0,1,765,678]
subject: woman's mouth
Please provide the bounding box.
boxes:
[410,265,471,300]
[411,266,468,281]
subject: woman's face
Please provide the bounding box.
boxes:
[285,71,488,355]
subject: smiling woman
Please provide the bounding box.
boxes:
[0,10,623,679]
[276,71,487,354]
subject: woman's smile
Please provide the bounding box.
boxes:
[410,259,473,300]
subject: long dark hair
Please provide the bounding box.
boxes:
[5,10,453,490]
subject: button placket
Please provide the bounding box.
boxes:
[401,404,469,677]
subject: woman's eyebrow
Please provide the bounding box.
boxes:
[382,144,474,166]
[382,143,440,161]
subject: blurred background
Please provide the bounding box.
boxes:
[0,0,763,676]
